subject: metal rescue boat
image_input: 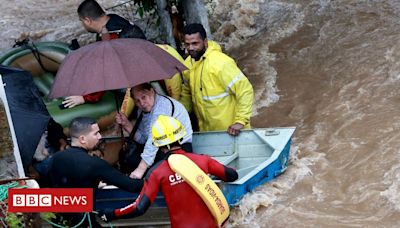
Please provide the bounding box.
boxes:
[95,127,295,226]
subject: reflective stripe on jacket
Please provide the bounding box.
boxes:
[180,41,254,131]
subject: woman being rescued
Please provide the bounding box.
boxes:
[116,83,193,179]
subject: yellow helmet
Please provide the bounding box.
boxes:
[152,115,187,147]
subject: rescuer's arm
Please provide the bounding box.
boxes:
[98,173,160,222]
[95,158,143,193]
[207,156,238,182]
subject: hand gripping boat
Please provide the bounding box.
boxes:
[168,154,230,226]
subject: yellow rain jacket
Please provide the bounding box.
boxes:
[157,44,185,100]
[120,44,186,117]
[180,41,254,131]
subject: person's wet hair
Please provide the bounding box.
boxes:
[77,0,105,19]
[131,83,153,98]
[69,117,97,138]
[183,23,207,40]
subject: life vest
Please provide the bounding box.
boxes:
[168,154,230,226]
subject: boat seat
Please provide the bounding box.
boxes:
[236,165,259,178]
[213,152,238,165]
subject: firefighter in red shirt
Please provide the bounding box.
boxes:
[97,115,238,227]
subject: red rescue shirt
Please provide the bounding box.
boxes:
[114,149,238,227]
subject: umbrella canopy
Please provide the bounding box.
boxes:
[1,65,51,171]
[49,38,187,98]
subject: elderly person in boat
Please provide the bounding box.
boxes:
[118,28,187,119]
[115,83,193,179]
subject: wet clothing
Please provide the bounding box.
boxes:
[133,94,192,166]
[111,149,238,227]
[96,14,146,41]
[49,146,143,228]
[83,91,105,103]
[49,146,143,193]
[156,44,186,100]
[180,41,254,131]
[120,141,192,174]
[46,118,67,149]
[32,118,67,186]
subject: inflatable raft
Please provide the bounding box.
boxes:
[0,41,119,128]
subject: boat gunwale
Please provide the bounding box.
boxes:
[220,127,295,185]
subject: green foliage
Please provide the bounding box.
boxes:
[41,212,71,227]
[5,212,69,228]
[40,212,56,221]
[5,213,24,228]
[131,0,181,17]
[133,0,156,18]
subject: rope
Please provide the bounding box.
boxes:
[42,212,89,228]
[42,212,114,228]
[13,39,62,74]
[0,201,8,227]
[92,211,114,228]
[0,183,113,227]
[0,182,27,227]
[0,183,89,228]
[0,182,19,201]
[25,43,52,73]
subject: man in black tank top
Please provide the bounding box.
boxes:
[49,117,143,227]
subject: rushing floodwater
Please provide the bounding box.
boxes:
[1,0,400,227]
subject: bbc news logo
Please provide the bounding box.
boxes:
[8,188,93,212]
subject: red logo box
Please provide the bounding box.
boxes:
[8,188,93,212]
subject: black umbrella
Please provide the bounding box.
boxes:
[1,65,50,172]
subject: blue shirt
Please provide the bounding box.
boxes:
[134,94,193,165]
